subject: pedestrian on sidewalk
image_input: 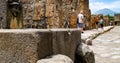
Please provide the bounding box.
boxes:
[77,11,85,33]
[95,16,99,30]
[99,16,104,30]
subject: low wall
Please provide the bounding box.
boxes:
[0,29,81,63]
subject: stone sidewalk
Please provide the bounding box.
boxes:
[81,26,114,45]
[89,26,120,63]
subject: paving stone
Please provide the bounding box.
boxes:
[90,26,120,63]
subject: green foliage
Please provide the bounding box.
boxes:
[105,14,114,21]
[110,16,114,21]
[105,14,110,17]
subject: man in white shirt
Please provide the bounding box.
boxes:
[77,11,84,33]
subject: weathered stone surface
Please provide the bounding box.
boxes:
[0,0,7,28]
[33,1,45,20]
[0,0,90,29]
[114,14,120,25]
[103,16,110,26]
[76,43,95,63]
[0,29,53,63]
[36,0,90,28]
[59,0,78,28]
[85,38,92,45]
[79,0,91,29]
[22,0,34,24]
[70,12,77,28]
[27,0,90,28]
[37,54,73,63]
[114,14,120,21]
[0,29,81,63]
[51,29,81,61]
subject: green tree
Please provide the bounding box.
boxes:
[105,14,114,21]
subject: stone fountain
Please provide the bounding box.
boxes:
[7,0,23,29]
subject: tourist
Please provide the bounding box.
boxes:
[77,11,85,33]
[99,16,104,30]
[95,16,99,29]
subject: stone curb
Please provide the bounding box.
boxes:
[89,26,114,39]
[81,26,114,45]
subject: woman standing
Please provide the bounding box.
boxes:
[95,16,99,29]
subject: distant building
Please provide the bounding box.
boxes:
[114,14,120,25]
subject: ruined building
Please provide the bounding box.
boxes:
[114,14,120,25]
[0,0,91,29]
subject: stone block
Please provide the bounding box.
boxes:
[0,29,81,63]
[0,0,7,28]
[37,54,73,63]
[76,43,95,63]
[0,29,52,63]
[51,29,81,61]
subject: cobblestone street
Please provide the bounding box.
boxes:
[89,26,120,63]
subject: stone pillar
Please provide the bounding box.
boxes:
[22,0,34,28]
[79,0,90,18]
[0,0,7,28]
[90,15,96,29]
[103,16,110,26]
[79,0,91,29]
[45,0,55,28]
[70,11,77,28]
[56,0,79,28]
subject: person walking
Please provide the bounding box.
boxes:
[99,16,104,30]
[77,11,85,33]
[95,16,99,29]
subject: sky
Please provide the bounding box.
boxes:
[89,0,120,14]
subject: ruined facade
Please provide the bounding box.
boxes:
[0,0,90,29]
[114,14,120,25]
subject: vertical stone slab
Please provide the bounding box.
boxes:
[70,12,77,28]
[79,0,91,29]
[0,0,7,28]
[58,10,63,28]
[22,0,34,25]
[51,29,81,61]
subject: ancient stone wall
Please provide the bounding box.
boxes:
[103,16,110,26]
[0,0,7,28]
[0,29,81,63]
[114,14,120,25]
[114,14,120,21]
[22,0,34,27]
[90,15,96,29]
[79,0,91,29]
[0,0,90,29]
[22,0,90,28]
